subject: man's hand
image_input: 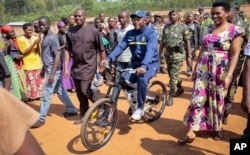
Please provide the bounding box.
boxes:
[100,59,109,67]
[48,74,55,83]
[99,59,109,73]
[136,67,146,75]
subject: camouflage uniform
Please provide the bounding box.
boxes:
[162,22,191,94]
[224,11,250,124]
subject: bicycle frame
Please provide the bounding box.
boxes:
[104,66,135,107]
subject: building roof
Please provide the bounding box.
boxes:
[7,22,27,27]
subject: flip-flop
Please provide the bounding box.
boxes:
[214,131,223,141]
[178,135,195,144]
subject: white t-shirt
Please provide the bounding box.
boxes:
[116,24,134,62]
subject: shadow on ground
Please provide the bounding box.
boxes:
[140,138,224,155]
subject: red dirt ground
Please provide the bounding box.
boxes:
[29,61,247,155]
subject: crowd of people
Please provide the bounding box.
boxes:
[1,0,250,154]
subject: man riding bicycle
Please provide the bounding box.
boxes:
[101,10,160,120]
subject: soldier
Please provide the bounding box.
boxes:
[185,12,203,76]
[233,2,247,21]
[223,5,250,124]
[159,9,192,106]
[154,14,168,74]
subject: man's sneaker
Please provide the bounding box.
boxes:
[73,119,82,125]
[31,120,45,128]
[131,108,144,121]
[62,111,77,118]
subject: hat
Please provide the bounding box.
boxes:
[233,2,240,9]
[130,10,147,18]
[1,25,12,34]
[57,21,66,27]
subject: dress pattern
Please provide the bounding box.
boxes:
[183,24,244,131]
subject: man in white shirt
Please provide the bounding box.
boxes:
[116,10,134,69]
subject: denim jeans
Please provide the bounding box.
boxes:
[39,67,77,121]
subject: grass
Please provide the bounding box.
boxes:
[0,0,214,24]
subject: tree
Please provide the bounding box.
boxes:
[4,0,26,15]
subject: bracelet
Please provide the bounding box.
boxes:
[227,73,233,77]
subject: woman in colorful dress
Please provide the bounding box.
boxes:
[17,23,43,101]
[178,0,244,143]
[1,25,26,100]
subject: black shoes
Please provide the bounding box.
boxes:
[62,112,78,117]
[31,120,45,128]
[173,87,184,97]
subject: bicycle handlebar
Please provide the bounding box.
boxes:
[105,65,136,74]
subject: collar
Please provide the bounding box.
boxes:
[119,24,133,31]
[138,25,147,33]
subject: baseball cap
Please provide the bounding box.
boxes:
[130,10,147,18]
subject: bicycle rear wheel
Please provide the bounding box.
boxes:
[81,98,118,151]
[143,80,167,122]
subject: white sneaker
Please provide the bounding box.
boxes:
[131,109,144,121]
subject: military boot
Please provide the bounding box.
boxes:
[173,80,184,97]
[167,90,174,106]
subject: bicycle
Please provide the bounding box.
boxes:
[81,65,168,150]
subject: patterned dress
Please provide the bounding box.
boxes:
[183,24,244,131]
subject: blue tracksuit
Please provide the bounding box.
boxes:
[107,25,160,109]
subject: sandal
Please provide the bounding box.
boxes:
[214,131,223,141]
[178,135,195,144]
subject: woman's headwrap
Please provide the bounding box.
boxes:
[57,21,66,28]
[1,25,12,34]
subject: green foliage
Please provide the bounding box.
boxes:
[82,0,94,11]
[0,0,249,24]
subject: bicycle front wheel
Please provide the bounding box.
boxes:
[143,80,167,122]
[81,98,118,151]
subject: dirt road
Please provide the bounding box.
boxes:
[29,64,247,155]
